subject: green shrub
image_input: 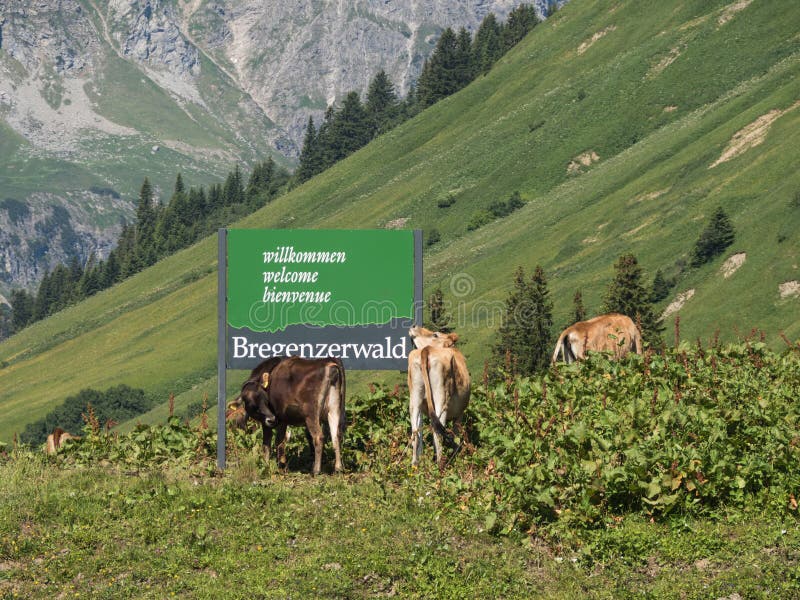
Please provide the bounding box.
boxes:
[468,343,800,532]
[467,209,494,231]
[20,385,156,445]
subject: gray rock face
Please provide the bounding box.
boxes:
[0,0,565,293]
[195,0,524,145]
[111,0,200,77]
[0,195,122,291]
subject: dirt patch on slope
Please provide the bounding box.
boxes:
[567,151,600,174]
[779,281,800,299]
[720,252,746,278]
[384,217,409,229]
[710,101,800,168]
[631,188,670,204]
[577,26,617,55]
[662,289,695,320]
[718,0,753,26]
[648,45,684,78]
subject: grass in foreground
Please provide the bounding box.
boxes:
[0,457,798,599]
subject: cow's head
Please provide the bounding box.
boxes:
[226,398,250,430]
[409,325,459,350]
[238,373,277,428]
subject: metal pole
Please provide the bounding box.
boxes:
[217,228,227,471]
[413,230,423,325]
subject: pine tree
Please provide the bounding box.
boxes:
[455,27,475,89]
[690,206,735,267]
[101,250,121,288]
[365,70,398,136]
[329,92,371,162]
[133,178,158,270]
[501,4,538,51]
[296,117,322,183]
[526,266,554,373]
[315,105,337,170]
[206,183,224,215]
[492,265,553,377]
[650,269,671,302]
[79,256,102,298]
[401,83,420,120]
[603,253,663,346]
[426,286,453,333]
[246,158,276,208]
[472,13,503,75]
[418,28,462,107]
[10,289,34,331]
[174,172,185,195]
[223,164,245,206]
[416,58,436,108]
[572,289,587,323]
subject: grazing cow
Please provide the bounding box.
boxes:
[226,398,253,431]
[552,313,642,364]
[238,356,345,475]
[45,427,79,454]
[407,326,471,466]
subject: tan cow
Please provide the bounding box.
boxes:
[552,313,642,364]
[407,326,471,466]
[45,427,80,454]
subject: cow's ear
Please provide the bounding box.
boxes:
[261,373,270,389]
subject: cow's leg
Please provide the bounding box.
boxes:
[408,367,425,466]
[305,417,324,475]
[274,424,288,470]
[326,387,344,473]
[429,365,448,465]
[261,422,273,463]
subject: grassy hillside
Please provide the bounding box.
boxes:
[1,0,800,441]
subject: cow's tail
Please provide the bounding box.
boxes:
[329,358,346,437]
[421,347,450,441]
[633,325,643,355]
[552,329,569,365]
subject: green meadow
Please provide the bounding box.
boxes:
[1,0,799,440]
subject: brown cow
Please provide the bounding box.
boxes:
[238,356,345,475]
[226,398,254,431]
[45,427,80,454]
[407,326,471,466]
[551,313,642,364]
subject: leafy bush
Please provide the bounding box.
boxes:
[468,192,525,230]
[426,228,441,247]
[39,342,800,541]
[437,194,456,208]
[467,210,495,231]
[20,385,156,445]
[64,414,215,468]
[468,343,800,532]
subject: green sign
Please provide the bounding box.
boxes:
[224,229,421,371]
[227,229,415,332]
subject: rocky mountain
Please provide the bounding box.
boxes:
[0,0,562,295]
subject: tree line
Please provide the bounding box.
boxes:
[8,160,289,333]
[295,4,540,184]
[428,252,676,380]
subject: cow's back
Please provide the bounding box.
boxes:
[268,357,343,424]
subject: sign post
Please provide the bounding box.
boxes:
[217,228,422,470]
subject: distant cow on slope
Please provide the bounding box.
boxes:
[552,313,642,364]
[407,326,471,467]
[45,427,80,454]
[238,356,346,475]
